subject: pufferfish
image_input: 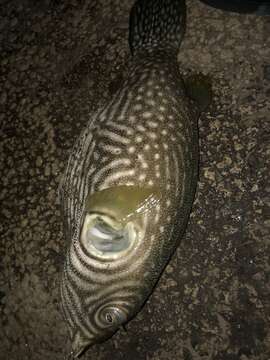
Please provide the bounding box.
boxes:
[59,0,210,357]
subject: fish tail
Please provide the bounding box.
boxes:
[129,0,186,55]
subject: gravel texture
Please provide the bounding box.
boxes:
[0,0,269,359]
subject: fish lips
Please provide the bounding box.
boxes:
[71,327,120,358]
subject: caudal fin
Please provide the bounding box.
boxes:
[129,0,186,55]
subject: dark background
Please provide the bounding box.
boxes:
[0,0,269,359]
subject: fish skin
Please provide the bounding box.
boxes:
[59,0,198,357]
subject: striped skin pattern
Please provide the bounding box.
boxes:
[59,0,198,357]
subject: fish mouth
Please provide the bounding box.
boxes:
[71,329,118,358]
[71,331,96,358]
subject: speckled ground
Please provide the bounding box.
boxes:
[0,1,269,359]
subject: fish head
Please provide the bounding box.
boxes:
[61,185,162,357]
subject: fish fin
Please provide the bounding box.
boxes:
[184,73,212,112]
[129,0,186,55]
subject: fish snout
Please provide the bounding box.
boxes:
[71,304,129,357]
[71,331,95,358]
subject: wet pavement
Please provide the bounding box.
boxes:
[0,0,269,359]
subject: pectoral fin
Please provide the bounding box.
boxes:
[184,73,212,111]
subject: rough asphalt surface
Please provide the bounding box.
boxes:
[0,0,269,359]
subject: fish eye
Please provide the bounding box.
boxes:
[105,313,113,323]
[101,307,127,327]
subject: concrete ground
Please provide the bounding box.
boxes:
[0,0,269,359]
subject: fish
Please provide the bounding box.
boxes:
[59,0,207,357]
